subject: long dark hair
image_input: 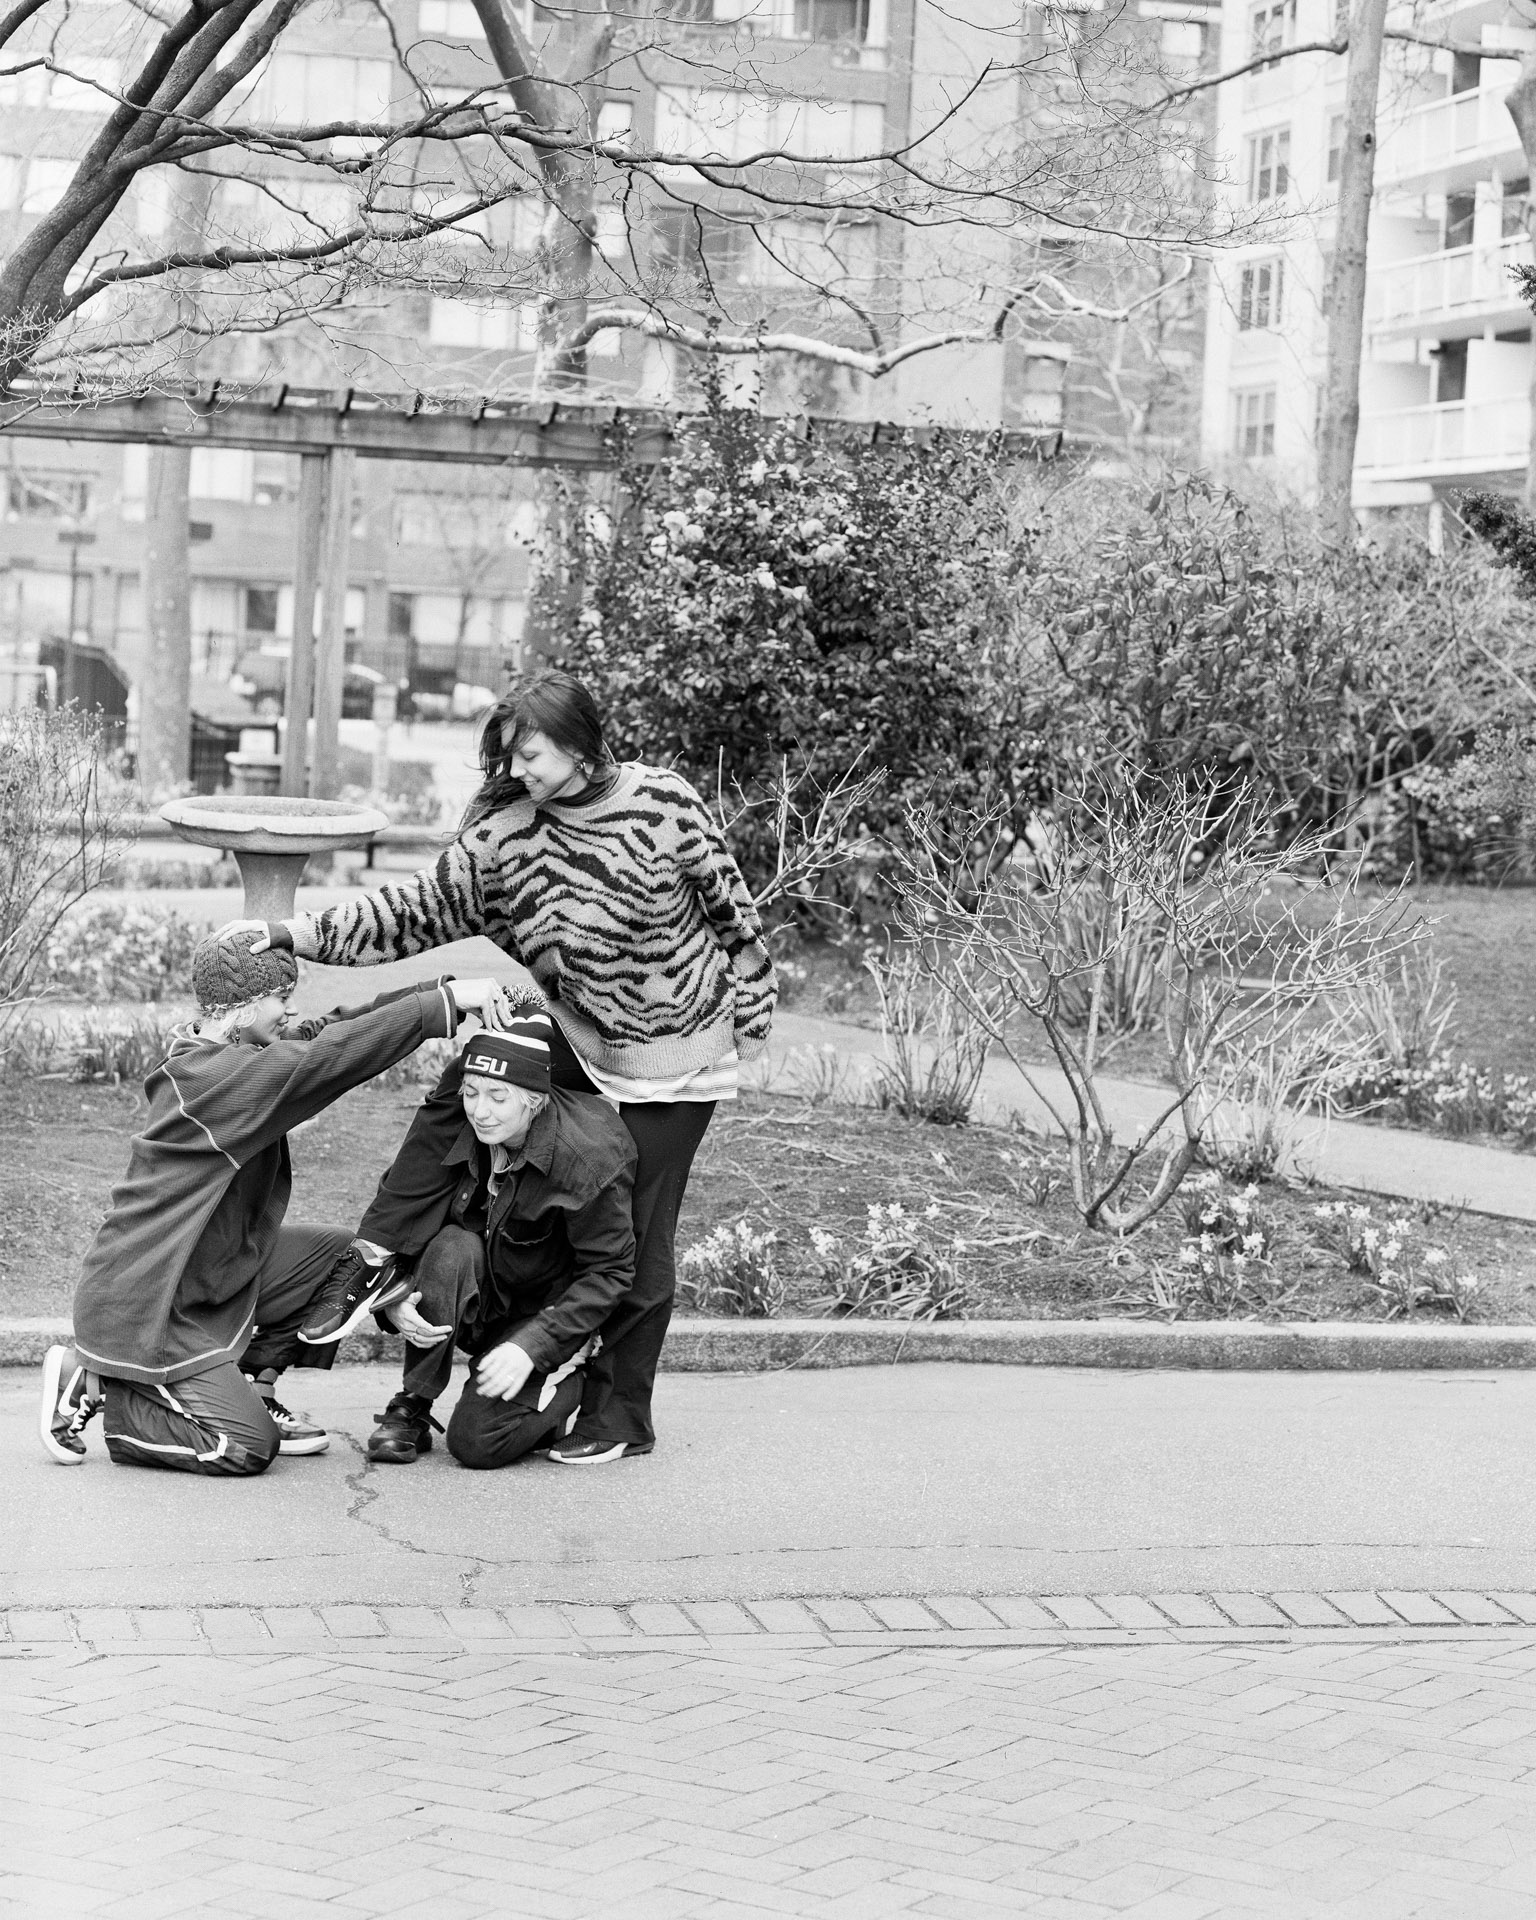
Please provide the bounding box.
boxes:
[463,669,614,827]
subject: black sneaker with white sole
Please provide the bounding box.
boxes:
[39,1344,103,1465]
[298,1247,411,1345]
[260,1394,329,1456]
[546,1436,654,1465]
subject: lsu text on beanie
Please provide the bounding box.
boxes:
[461,1010,552,1095]
[192,927,299,1014]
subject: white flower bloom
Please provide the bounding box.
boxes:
[1423,1248,1448,1266]
[753,567,777,591]
[694,487,716,510]
[747,458,768,486]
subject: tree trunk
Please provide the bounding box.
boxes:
[1317,0,1389,540]
[1504,62,1536,507]
[139,444,192,795]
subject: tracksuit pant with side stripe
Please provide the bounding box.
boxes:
[101,1225,351,1477]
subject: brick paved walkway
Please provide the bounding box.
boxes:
[8,1603,1536,1918]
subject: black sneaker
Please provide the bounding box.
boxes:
[39,1345,103,1465]
[299,1248,411,1345]
[547,1436,654,1465]
[261,1395,329,1456]
[367,1391,440,1465]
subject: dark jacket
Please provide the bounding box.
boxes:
[73,981,459,1386]
[417,1089,636,1375]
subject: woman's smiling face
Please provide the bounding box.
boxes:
[505,727,585,805]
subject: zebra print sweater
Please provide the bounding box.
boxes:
[287,763,778,1079]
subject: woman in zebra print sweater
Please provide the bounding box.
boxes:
[247,671,777,1462]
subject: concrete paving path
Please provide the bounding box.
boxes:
[10,1363,1536,1918]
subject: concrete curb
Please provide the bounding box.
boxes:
[6,1314,1536,1371]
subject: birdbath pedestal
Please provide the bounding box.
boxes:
[158,795,391,920]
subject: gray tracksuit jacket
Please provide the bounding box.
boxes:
[73,981,458,1386]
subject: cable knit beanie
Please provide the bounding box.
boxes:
[191,928,299,1014]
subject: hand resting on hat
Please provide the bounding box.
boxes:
[449,977,517,1029]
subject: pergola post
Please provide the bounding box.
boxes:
[282,451,326,797]
[309,447,354,800]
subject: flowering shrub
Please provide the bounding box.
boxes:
[1134,1171,1293,1317]
[1312,1199,1480,1320]
[1334,1049,1536,1149]
[41,903,202,1002]
[809,1203,966,1320]
[678,1221,785,1317]
[544,402,1007,905]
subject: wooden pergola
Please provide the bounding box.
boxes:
[2,379,1061,795]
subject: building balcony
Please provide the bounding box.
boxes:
[1375,78,1522,195]
[1356,396,1529,482]
[1368,235,1532,341]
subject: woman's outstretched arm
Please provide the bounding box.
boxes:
[282,835,500,967]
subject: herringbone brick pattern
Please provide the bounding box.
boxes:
[6,1632,1536,1917]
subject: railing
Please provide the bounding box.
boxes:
[1375,81,1522,187]
[1369,235,1530,330]
[1356,397,1530,472]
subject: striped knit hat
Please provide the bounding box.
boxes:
[461,1011,552,1094]
[191,927,298,1014]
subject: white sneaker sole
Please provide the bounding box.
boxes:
[277,1432,330,1456]
[548,1442,640,1465]
[297,1275,412,1346]
[38,1345,86,1466]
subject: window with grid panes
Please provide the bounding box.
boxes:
[1231,387,1277,457]
[1246,128,1289,201]
[1238,258,1284,329]
[1326,114,1343,184]
[1250,0,1294,62]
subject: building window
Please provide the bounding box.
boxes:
[418,0,485,33]
[1326,114,1343,184]
[6,472,92,518]
[655,87,885,164]
[1238,258,1284,329]
[1245,128,1289,202]
[1250,0,1294,63]
[1160,18,1204,64]
[428,297,540,350]
[1505,178,1530,240]
[792,0,871,43]
[1232,387,1277,458]
[1444,191,1475,251]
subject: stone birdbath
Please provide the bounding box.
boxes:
[158,794,391,919]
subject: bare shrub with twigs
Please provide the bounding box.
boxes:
[1,707,127,1057]
[893,774,1423,1236]
[864,943,998,1126]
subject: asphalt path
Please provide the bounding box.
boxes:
[8,1363,1536,1610]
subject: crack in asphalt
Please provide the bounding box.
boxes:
[335,1425,478,1572]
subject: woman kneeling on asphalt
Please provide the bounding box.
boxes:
[327,1009,639,1470]
[38,927,509,1476]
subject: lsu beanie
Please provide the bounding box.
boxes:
[461,1010,553,1095]
[192,927,299,1014]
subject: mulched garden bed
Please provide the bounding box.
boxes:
[5,1076,1535,1326]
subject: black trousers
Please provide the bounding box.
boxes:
[407,1224,586,1470]
[102,1224,350,1477]
[358,1028,715,1451]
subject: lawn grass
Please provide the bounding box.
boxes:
[6,1075,1535,1326]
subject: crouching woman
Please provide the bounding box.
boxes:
[359,1011,638,1470]
[39,927,506,1476]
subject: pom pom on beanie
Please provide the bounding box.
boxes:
[192,928,299,1014]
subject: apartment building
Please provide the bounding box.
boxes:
[1200,0,1535,514]
[1,0,1075,741]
